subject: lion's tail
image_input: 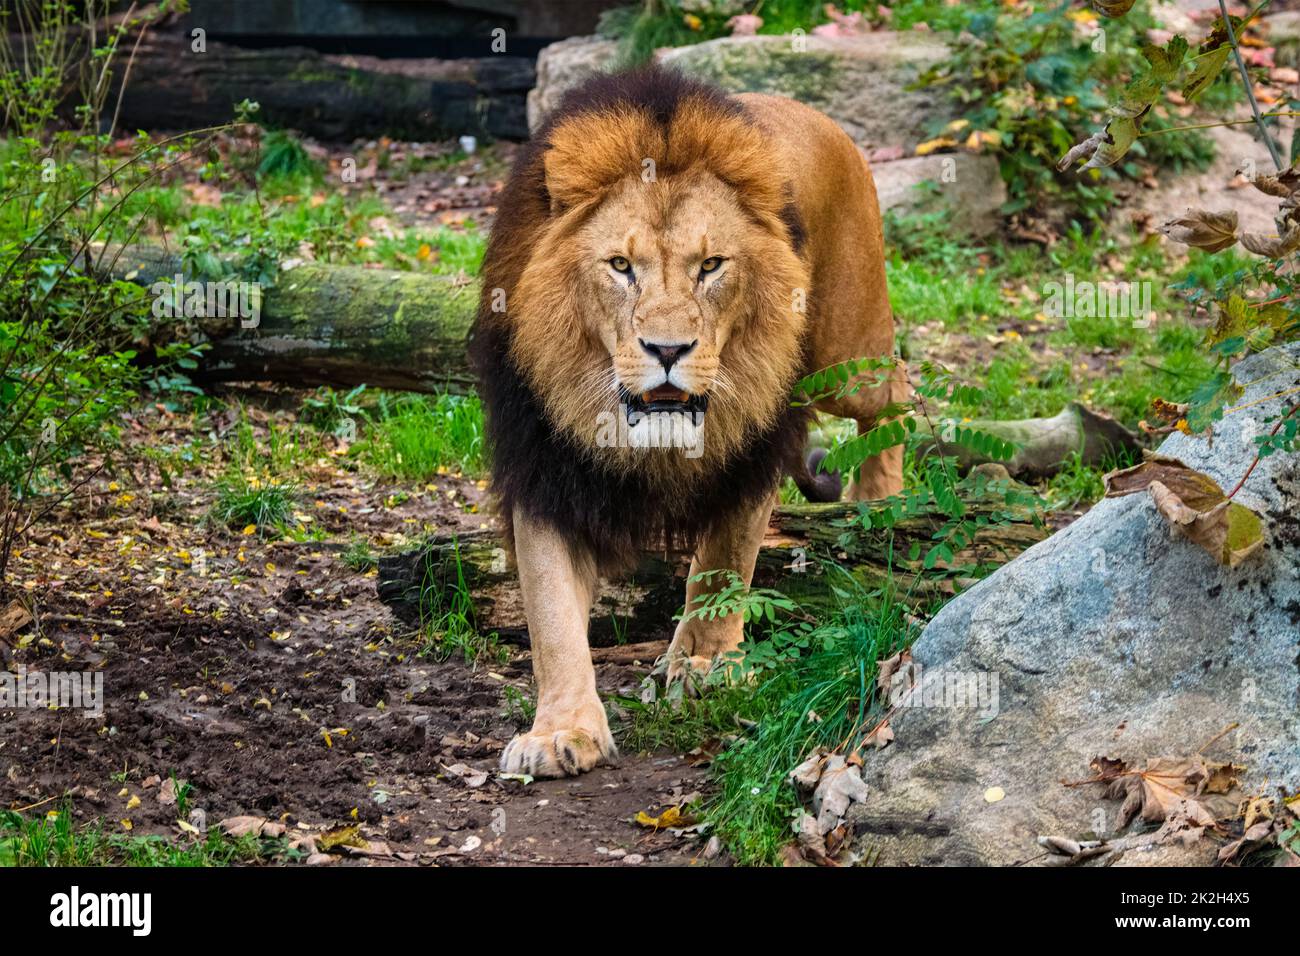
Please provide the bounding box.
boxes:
[789,446,842,503]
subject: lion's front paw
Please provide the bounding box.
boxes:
[500,723,617,778]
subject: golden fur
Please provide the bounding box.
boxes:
[470,68,901,777]
[507,91,811,488]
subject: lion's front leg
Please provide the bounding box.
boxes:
[666,492,777,685]
[500,511,616,778]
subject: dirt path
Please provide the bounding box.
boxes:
[0,395,715,867]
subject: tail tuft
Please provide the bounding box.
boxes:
[791,447,842,503]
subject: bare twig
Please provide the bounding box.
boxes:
[1219,0,1283,170]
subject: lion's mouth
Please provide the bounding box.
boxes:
[619,384,709,422]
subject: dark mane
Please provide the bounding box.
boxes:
[468,64,809,572]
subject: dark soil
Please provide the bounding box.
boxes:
[0,393,714,867]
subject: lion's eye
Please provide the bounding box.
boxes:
[699,256,724,275]
[609,256,632,274]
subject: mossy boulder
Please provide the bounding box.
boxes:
[529,32,952,153]
[660,33,952,152]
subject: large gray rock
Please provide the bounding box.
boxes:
[658,33,952,153]
[526,34,620,133]
[849,342,1300,866]
[528,33,950,151]
[527,32,1002,233]
[872,153,1005,236]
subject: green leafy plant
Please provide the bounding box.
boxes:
[208,472,297,534]
[256,128,320,180]
[916,1,1219,225]
[797,357,1038,572]
[615,566,916,864]
[1059,1,1299,566]
[0,0,216,586]
[341,535,378,572]
[301,384,367,435]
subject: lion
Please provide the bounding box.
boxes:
[469,66,904,778]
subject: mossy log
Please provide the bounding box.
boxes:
[376,499,1049,646]
[104,245,478,393]
[912,403,1142,479]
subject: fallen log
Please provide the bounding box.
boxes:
[912,403,1143,479]
[376,499,1049,645]
[104,245,1145,477]
[104,244,477,393]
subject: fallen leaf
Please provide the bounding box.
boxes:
[442,763,489,788]
[809,755,870,834]
[1103,455,1264,567]
[862,721,894,749]
[0,601,32,640]
[1089,753,1242,829]
[317,824,365,851]
[915,136,958,156]
[1158,209,1239,252]
[635,805,693,830]
[218,815,286,838]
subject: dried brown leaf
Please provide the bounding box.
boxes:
[1158,209,1239,252]
[1103,456,1264,567]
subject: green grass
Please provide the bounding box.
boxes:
[341,535,378,572]
[885,212,1222,429]
[616,568,916,865]
[0,805,290,867]
[1042,451,1109,510]
[118,159,488,281]
[358,392,485,481]
[209,472,297,533]
[257,129,320,180]
[415,538,506,666]
[888,255,1008,329]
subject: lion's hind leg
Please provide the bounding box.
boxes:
[666,492,777,687]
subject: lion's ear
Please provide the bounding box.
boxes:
[542,110,662,215]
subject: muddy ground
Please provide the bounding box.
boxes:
[0,394,715,867]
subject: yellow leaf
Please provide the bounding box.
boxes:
[915,137,957,156]
[241,524,257,536]
[126,794,141,810]
[319,824,365,851]
[635,805,692,829]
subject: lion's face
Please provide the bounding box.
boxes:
[577,170,763,448]
[501,95,810,481]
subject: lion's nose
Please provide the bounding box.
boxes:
[639,339,697,372]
